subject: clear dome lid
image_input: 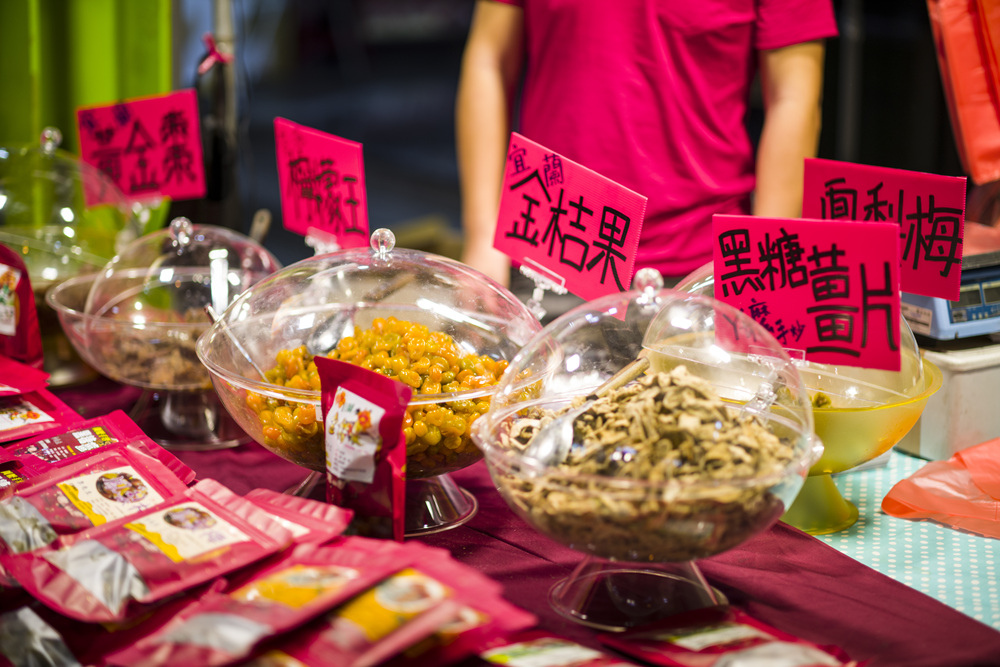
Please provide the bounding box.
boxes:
[197,228,544,476]
[58,217,282,391]
[676,262,925,407]
[484,268,816,455]
[0,128,140,291]
[85,217,281,322]
[471,269,819,563]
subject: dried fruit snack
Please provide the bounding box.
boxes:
[247,316,507,477]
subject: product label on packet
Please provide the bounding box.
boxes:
[0,263,23,336]
[229,562,362,609]
[325,386,386,484]
[57,466,167,526]
[316,356,411,542]
[0,397,54,432]
[126,502,250,563]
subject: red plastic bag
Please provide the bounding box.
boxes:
[882,437,1000,538]
[928,0,1000,185]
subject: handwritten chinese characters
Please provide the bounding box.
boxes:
[274,118,369,248]
[77,89,206,204]
[803,158,966,300]
[713,215,902,371]
[494,133,647,302]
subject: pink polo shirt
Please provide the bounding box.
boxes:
[492,0,838,278]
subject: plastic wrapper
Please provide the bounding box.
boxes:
[0,388,82,444]
[381,588,537,667]
[0,355,48,398]
[244,487,353,545]
[0,605,79,667]
[0,444,195,564]
[5,410,195,482]
[317,357,410,542]
[0,244,42,371]
[2,478,293,623]
[599,608,862,667]
[105,539,406,667]
[479,630,642,666]
[251,543,512,667]
[882,436,1000,538]
[0,582,225,667]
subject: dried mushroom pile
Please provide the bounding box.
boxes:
[498,365,798,562]
[96,307,211,389]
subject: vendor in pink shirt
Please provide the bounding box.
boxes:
[456,0,839,289]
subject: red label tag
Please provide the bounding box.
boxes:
[493,133,647,301]
[802,158,966,300]
[712,214,902,371]
[76,89,206,204]
[274,117,369,247]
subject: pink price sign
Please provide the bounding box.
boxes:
[274,117,369,247]
[712,214,902,371]
[76,89,206,204]
[493,133,647,302]
[802,158,966,300]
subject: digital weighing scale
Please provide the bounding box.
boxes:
[898,250,1000,460]
[901,250,1000,339]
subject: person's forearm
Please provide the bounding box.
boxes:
[753,98,821,218]
[455,2,524,283]
[753,41,825,219]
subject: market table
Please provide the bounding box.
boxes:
[821,450,1000,632]
[54,380,1000,667]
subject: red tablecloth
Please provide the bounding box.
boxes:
[52,383,1000,667]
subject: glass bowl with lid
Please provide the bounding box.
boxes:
[0,128,142,384]
[197,228,543,533]
[46,217,281,448]
[677,262,942,534]
[471,269,820,630]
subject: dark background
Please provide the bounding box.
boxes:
[172,0,966,268]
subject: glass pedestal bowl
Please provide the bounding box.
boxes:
[0,128,142,386]
[46,218,281,449]
[677,263,943,534]
[196,229,543,535]
[471,271,819,630]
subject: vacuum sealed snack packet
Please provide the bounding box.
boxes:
[0,444,195,558]
[0,604,80,667]
[2,478,293,623]
[6,409,195,482]
[0,388,82,444]
[316,356,410,542]
[104,539,406,667]
[0,355,49,397]
[245,487,353,545]
[0,442,195,589]
[381,588,537,667]
[0,244,42,371]
[0,581,226,667]
[599,608,863,667]
[252,544,502,667]
[479,630,642,666]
